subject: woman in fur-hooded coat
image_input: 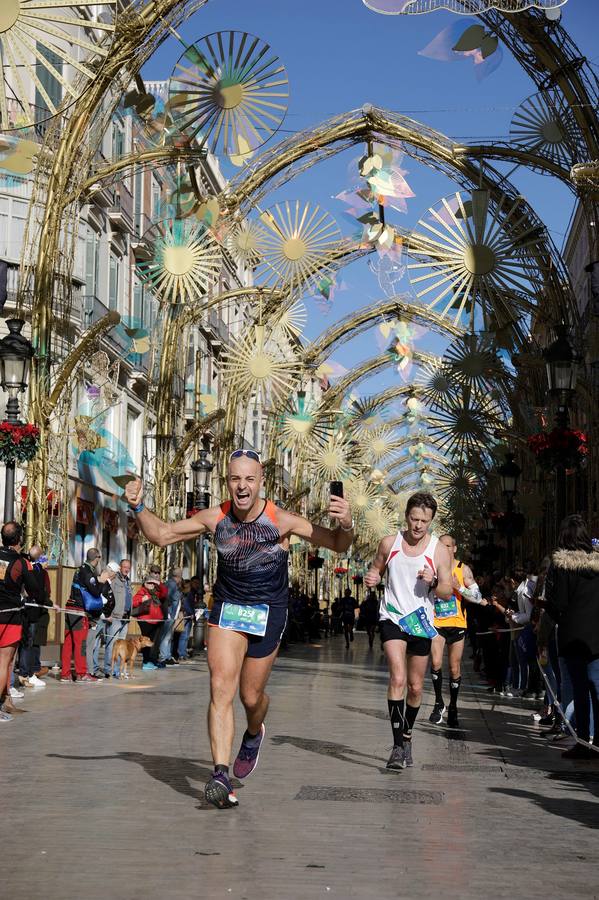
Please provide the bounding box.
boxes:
[544,515,599,755]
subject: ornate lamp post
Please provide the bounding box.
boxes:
[498,453,521,568]
[0,319,35,521]
[543,327,579,523]
[191,449,213,593]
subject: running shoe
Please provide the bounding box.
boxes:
[0,710,13,722]
[204,771,239,809]
[142,662,158,670]
[447,706,460,729]
[79,674,101,683]
[8,687,24,699]
[402,741,414,767]
[429,702,445,725]
[386,745,406,770]
[539,713,554,727]
[233,724,266,779]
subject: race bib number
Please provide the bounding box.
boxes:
[435,596,459,619]
[0,562,6,582]
[397,606,437,639]
[219,602,269,637]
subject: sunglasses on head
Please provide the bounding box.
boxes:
[229,449,261,463]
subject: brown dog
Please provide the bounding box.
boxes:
[111,636,153,678]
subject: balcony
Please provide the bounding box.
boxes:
[83,295,129,354]
[108,200,134,233]
[200,308,229,352]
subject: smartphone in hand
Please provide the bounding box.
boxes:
[330,481,343,498]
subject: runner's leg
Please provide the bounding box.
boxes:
[384,639,408,768]
[446,636,465,727]
[429,634,445,722]
[239,647,279,736]
[405,652,429,740]
[206,627,247,766]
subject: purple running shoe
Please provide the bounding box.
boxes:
[233,723,266,779]
[204,771,239,809]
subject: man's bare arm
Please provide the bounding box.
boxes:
[433,543,453,600]
[365,536,394,587]
[280,496,353,553]
[125,477,214,547]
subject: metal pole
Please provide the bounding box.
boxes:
[4,393,20,522]
[506,495,514,569]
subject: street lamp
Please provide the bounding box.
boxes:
[543,327,579,525]
[0,319,35,521]
[498,453,521,498]
[543,326,578,398]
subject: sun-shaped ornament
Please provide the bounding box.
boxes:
[408,189,543,328]
[168,31,289,162]
[225,219,266,267]
[271,300,307,341]
[427,388,502,460]
[309,434,356,481]
[363,501,400,541]
[443,332,506,395]
[276,390,332,451]
[510,89,582,171]
[221,324,298,399]
[136,218,221,305]
[0,0,117,130]
[255,201,341,299]
[414,358,457,411]
[434,461,482,504]
[359,426,402,465]
[345,477,380,515]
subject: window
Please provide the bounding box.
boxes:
[134,168,143,237]
[112,122,125,160]
[102,526,111,562]
[85,227,100,297]
[151,177,162,220]
[127,408,140,471]
[35,43,63,123]
[108,253,119,310]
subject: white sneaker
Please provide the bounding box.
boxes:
[26,674,47,689]
[8,687,24,699]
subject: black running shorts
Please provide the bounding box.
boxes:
[436,626,466,645]
[379,619,431,656]
[208,601,288,659]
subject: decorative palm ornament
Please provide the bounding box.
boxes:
[408,189,543,328]
[276,390,332,451]
[427,388,501,459]
[443,332,506,394]
[271,300,307,341]
[359,425,401,465]
[136,218,221,305]
[0,0,117,130]
[226,219,266,266]
[510,90,581,169]
[363,0,567,12]
[255,201,341,298]
[345,477,380,514]
[221,324,297,399]
[363,501,400,541]
[168,31,289,162]
[309,434,355,481]
[414,358,456,411]
[434,461,482,503]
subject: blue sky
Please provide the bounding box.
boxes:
[144,0,597,403]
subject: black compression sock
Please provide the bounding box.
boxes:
[449,676,462,708]
[403,703,420,740]
[387,698,405,747]
[431,668,443,706]
[214,764,229,776]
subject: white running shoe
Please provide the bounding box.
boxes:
[8,687,25,699]
[26,674,47,689]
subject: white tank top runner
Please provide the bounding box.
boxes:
[380,532,439,638]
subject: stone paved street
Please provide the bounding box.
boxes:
[2,635,598,900]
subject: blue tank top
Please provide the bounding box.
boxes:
[213,500,289,609]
